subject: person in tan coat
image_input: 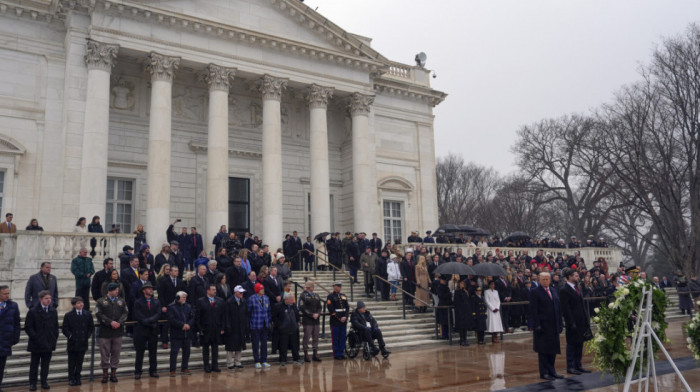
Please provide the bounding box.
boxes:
[415,256,431,313]
[0,213,16,233]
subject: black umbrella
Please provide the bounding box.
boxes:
[314,232,331,241]
[472,263,507,277]
[434,262,476,276]
[457,224,478,233]
[503,231,530,243]
[435,224,462,233]
[469,228,490,237]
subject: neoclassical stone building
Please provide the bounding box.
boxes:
[0,0,446,249]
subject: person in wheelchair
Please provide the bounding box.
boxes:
[350,301,391,358]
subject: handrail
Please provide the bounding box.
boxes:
[374,275,431,307]
[324,259,357,301]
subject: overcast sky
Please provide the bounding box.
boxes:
[303,0,700,174]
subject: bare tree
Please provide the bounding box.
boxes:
[435,153,500,225]
[595,23,700,275]
[513,115,622,239]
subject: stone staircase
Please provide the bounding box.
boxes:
[0,272,691,387]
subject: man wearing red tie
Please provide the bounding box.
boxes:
[195,284,225,373]
[0,213,16,233]
[529,271,564,381]
[559,268,592,375]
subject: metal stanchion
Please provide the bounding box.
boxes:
[321,302,327,338]
[89,326,97,381]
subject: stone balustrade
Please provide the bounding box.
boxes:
[398,243,623,273]
[0,231,134,312]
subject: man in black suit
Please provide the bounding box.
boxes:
[287,231,302,270]
[399,251,416,308]
[25,290,59,391]
[225,257,247,288]
[559,268,592,375]
[530,272,564,381]
[302,237,315,272]
[242,271,257,299]
[133,283,165,378]
[158,266,186,348]
[92,258,114,302]
[495,275,513,333]
[264,266,284,354]
[62,296,94,385]
[188,265,209,304]
[660,276,672,289]
[195,284,225,372]
[189,227,204,271]
[369,232,383,254]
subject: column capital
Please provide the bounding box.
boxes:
[201,64,236,92]
[84,39,119,71]
[257,74,288,101]
[348,92,374,116]
[306,84,335,109]
[145,52,181,82]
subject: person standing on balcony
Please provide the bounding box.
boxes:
[71,248,95,311]
[25,218,43,231]
[25,262,59,310]
[0,285,21,390]
[25,290,58,391]
[0,213,16,233]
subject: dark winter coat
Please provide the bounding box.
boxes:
[471,294,488,332]
[436,282,452,325]
[0,299,21,356]
[224,296,248,351]
[133,297,163,336]
[61,309,94,352]
[195,296,226,344]
[25,304,59,353]
[529,285,562,355]
[559,283,592,343]
[167,302,194,340]
[453,289,475,331]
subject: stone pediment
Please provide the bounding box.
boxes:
[128,0,383,63]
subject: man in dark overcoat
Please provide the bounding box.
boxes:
[25,290,59,390]
[224,285,248,369]
[326,232,342,270]
[529,272,564,380]
[195,284,225,372]
[0,285,21,389]
[133,283,165,378]
[24,262,59,309]
[62,296,94,385]
[559,268,592,375]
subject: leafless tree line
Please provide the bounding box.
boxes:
[436,23,700,276]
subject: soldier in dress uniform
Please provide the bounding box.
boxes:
[326,282,349,360]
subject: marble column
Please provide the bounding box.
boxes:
[145,52,180,247]
[79,39,119,220]
[306,84,334,236]
[258,75,288,249]
[349,92,378,233]
[202,64,235,246]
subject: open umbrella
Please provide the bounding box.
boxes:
[457,224,478,233]
[314,232,331,241]
[503,231,530,243]
[434,262,476,276]
[472,263,507,277]
[435,224,462,233]
[469,228,490,237]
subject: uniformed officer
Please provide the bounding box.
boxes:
[326,282,349,360]
[96,282,128,383]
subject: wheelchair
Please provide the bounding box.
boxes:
[345,328,389,360]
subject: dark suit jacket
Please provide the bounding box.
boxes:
[120,267,139,300]
[195,296,225,342]
[159,276,186,306]
[559,283,591,343]
[25,304,59,353]
[188,275,208,303]
[133,297,163,335]
[62,309,94,352]
[369,238,383,253]
[242,279,256,299]
[24,272,59,309]
[264,276,283,304]
[529,285,562,355]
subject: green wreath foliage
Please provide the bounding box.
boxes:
[584,278,668,381]
[685,304,700,360]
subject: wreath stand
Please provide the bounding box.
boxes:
[623,287,691,392]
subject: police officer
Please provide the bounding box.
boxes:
[326,282,349,360]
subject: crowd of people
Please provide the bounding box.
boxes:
[405,229,610,249]
[0,212,696,388]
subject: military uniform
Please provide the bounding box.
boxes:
[326,288,349,359]
[95,295,128,380]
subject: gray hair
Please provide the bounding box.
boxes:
[283,292,294,300]
[208,260,218,267]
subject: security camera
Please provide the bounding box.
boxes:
[432,72,437,79]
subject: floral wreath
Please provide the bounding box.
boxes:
[585,278,668,381]
[685,302,700,360]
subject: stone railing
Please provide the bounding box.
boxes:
[398,243,623,274]
[0,231,134,312]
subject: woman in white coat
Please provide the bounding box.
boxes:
[484,279,504,343]
[386,254,402,301]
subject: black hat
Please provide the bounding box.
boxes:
[140,282,154,291]
[623,260,640,274]
[426,230,432,234]
[356,301,366,309]
[107,283,120,292]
